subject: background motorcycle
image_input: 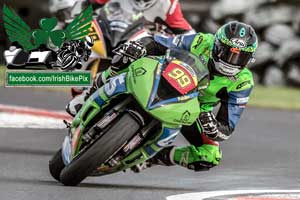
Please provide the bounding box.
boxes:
[71,1,171,74]
[70,1,172,96]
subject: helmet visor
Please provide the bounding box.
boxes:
[214,39,253,67]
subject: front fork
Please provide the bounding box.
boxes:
[62,92,132,165]
[115,123,181,171]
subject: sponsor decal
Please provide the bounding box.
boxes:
[132,67,146,84]
[240,27,246,37]
[236,97,249,104]
[193,35,203,49]
[236,80,251,90]
[104,73,126,97]
[133,67,147,77]
[230,38,247,48]
[174,110,191,123]
[174,110,191,124]
[181,110,191,122]
[172,35,183,47]
[177,95,191,101]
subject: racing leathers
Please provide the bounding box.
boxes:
[68,32,254,171]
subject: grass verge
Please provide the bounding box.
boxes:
[249,85,300,111]
[0,66,5,86]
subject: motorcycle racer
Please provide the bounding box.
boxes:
[67,21,258,171]
[49,0,194,35]
[91,0,194,34]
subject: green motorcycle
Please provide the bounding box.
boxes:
[49,49,209,186]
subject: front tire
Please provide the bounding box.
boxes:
[59,113,140,186]
[49,149,65,181]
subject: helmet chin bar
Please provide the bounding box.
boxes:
[213,59,242,77]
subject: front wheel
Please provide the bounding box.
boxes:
[59,113,140,186]
[49,149,65,181]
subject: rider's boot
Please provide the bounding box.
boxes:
[131,146,176,173]
[131,134,222,172]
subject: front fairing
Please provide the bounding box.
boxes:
[126,57,201,126]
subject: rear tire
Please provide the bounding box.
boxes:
[59,113,140,186]
[49,149,65,181]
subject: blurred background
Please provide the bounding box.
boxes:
[0,2,299,199]
[1,0,300,88]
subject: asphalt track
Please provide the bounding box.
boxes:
[0,87,300,200]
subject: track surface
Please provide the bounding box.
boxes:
[0,88,299,200]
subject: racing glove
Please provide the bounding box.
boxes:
[111,41,147,71]
[198,112,232,141]
[199,112,218,137]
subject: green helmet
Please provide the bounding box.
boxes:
[212,21,258,76]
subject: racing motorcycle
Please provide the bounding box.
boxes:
[49,49,209,186]
[70,1,171,96]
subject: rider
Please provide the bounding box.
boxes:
[90,0,195,34]
[49,0,194,34]
[67,21,258,171]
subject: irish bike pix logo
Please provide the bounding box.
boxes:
[2,5,94,87]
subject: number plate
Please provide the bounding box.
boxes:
[162,60,197,95]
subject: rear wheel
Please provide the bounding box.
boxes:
[59,113,140,186]
[49,149,65,181]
